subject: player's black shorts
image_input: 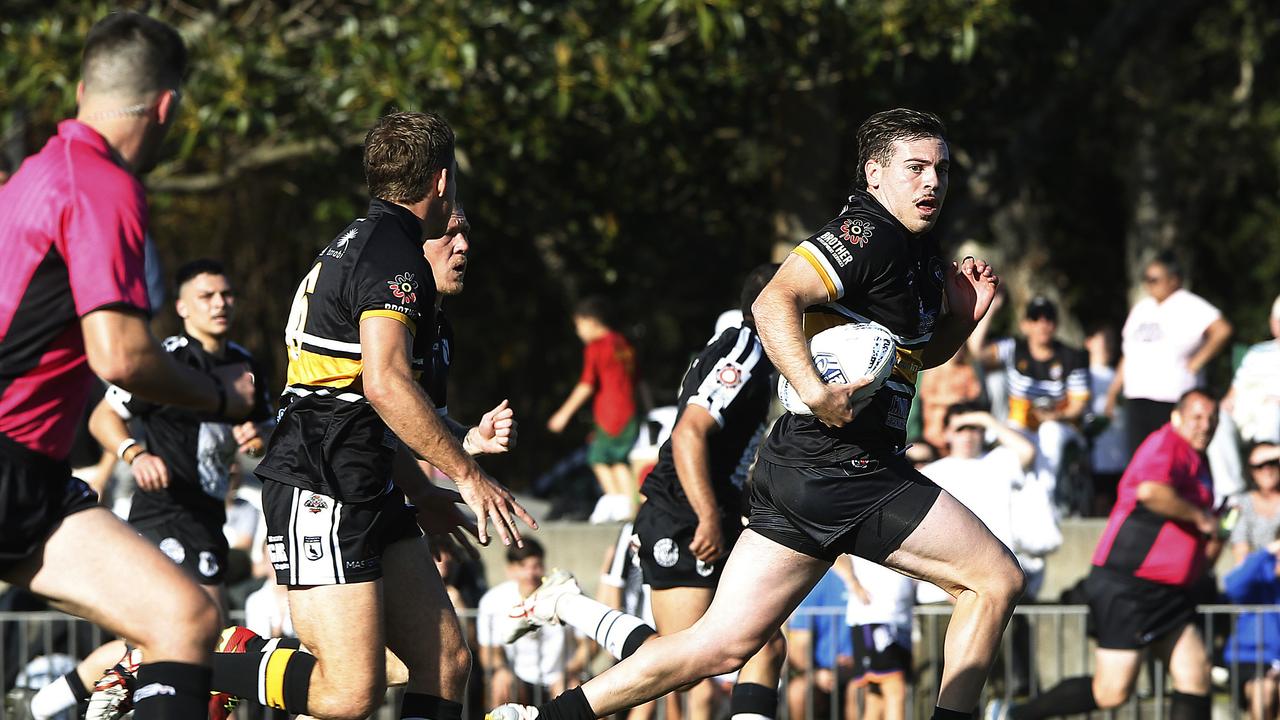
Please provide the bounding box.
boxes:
[1085,566,1196,650]
[0,434,99,573]
[749,450,940,563]
[262,479,421,586]
[134,512,229,586]
[633,501,742,590]
[850,623,913,685]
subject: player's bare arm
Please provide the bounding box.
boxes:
[361,314,536,546]
[549,383,593,433]
[670,404,726,562]
[921,256,1000,369]
[88,396,170,491]
[753,255,873,427]
[82,307,255,419]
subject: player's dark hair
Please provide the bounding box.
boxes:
[573,296,613,326]
[854,108,948,190]
[174,258,226,290]
[1175,387,1216,412]
[364,111,455,204]
[943,400,989,429]
[739,263,780,329]
[82,12,186,98]
[1149,250,1183,282]
[505,538,545,564]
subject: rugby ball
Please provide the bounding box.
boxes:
[777,322,897,415]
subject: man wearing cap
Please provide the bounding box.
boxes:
[971,296,1091,509]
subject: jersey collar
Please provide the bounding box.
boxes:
[368,198,425,245]
[844,189,917,239]
[57,120,114,159]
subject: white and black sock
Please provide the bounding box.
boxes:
[552,594,655,660]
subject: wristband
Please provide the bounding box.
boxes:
[116,438,138,461]
[127,448,148,465]
[210,372,227,419]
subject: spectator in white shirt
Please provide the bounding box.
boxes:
[1107,251,1233,454]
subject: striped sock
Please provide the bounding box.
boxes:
[210,637,314,713]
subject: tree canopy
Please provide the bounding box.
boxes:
[4,0,1277,482]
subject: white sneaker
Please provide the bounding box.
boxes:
[505,569,582,643]
[588,495,614,524]
[487,703,540,720]
[608,494,635,521]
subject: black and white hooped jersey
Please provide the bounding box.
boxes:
[108,334,273,527]
[641,325,775,520]
[761,190,944,466]
[255,199,436,502]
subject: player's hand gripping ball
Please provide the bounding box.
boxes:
[777,322,897,415]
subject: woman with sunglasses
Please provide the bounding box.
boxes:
[1231,442,1280,565]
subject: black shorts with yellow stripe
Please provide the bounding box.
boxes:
[262,479,422,586]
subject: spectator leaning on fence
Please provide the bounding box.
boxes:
[997,388,1221,720]
[1223,528,1280,720]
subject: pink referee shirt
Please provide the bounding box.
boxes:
[0,120,151,460]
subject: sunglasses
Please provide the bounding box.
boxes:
[1026,312,1056,322]
[1142,275,1163,285]
[1251,460,1280,470]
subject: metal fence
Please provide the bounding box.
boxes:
[3,605,1279,720]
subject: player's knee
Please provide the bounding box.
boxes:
[153,588,219,652]
[1092,679,1130,709]
[327,685,385,720]
[760,631,788,665]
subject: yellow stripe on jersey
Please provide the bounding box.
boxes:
[285,348,363,388]
[792,245,837,302]
[801,310,850,340]
[360,309,417,335]
[264,648,295,709]
[892,346,925,384]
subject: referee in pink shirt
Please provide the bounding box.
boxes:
[0,12,255,719]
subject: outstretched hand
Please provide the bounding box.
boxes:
[455,470,539,547]
[413,484,482,561]
[945,256,1000,325]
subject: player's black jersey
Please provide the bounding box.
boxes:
[255,199,436,502]
[642,325,775,520]
[109,334,273,527]
[761,190,944,466]
[422,308,453,415]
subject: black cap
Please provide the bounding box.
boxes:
[1025,296,1057,321]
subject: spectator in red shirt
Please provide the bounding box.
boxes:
[0,12,256,720]
[549,297,640,523]
[995,389,1220,720]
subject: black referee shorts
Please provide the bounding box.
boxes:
[749,449,940,564]
[0,434,99,573]
[1085,566,1196,650]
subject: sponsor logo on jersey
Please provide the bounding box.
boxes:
[345,557,379,570]
[159,537,186,565]
[199,551,220,578]
[325,227,359,259]
[716,362,743,388]
[388,272,418,305]
[653,538,679,568]
[815,231,854,267]
[304,536,324,561]
[133,683,176,702]
[303,494,329,513]
[929,257,945,287]
[839,217,874,248]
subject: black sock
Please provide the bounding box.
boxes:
[131,662,211,720]
[1170,692,1210,720]
[730,682,778,719]
[210,644,315,713]
[538,687,596,720]
[1009,676,1098,720]
[65,669,90,702]
[931,706,974,720]
[620,625,656,660]
[402,693,463,720]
